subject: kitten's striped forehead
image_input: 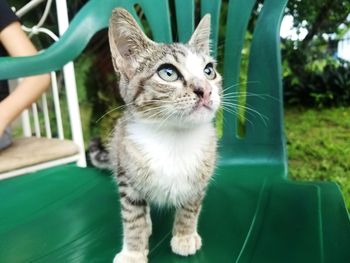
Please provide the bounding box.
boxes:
[144,43,210,77]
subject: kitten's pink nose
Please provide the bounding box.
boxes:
[193,87,205,98]
[193,85,212,105]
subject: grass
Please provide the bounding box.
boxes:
[285,107,350,210]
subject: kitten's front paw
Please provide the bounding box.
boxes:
[113,250,148,263]
[171,232,202,256]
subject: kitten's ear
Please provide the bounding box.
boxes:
[108,8,155,75]
[188,14,211,55]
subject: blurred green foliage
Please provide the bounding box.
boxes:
[281,0,350,107]
[74,46,122,146]
[284,57,350,107]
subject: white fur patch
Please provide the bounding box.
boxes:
[126,121,214,207]
[184,51,206,79]
[113,249,148,263]
[171,232,202,256]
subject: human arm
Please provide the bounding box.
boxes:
[0,21,51,136]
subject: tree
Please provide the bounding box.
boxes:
[281,0,350,106]
[286,0,350,49]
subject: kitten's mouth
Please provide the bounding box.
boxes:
[192,100,213,112]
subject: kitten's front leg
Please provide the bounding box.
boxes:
[171,200,203,256]
[114,190,151,263]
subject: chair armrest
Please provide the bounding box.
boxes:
[0,0,117,80]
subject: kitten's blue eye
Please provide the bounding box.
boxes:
[204,63,216,80]
[157,64,179,82]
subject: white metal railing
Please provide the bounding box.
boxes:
[10,0,86,167]
[15,0,46,17]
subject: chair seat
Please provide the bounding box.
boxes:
[0,165,348,263]
[0,137,79,174]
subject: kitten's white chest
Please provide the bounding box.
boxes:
[126,122,214,206]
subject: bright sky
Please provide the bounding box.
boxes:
[280,14,350,61]
[337,31,350,60]
[280,15,308,41]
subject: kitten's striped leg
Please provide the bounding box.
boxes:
[114,186,151,263]
[171,201,203,256]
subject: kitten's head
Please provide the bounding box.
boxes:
[108,8,221,126]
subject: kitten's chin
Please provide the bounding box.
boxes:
[185,104,219,124]
[134,111,215,129]
[133,104,218,128]
[171,108,217,128]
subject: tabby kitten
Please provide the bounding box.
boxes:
[108,8,221,263]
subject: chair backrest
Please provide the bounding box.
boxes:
[0,0,288,176]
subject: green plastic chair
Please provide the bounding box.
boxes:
[0,0,349,262]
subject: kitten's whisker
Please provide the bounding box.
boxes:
[158,109,178,128]
[179,108,187,122]
[221,101,268,123]
[115,106,170,124]
[142,106,171,121]
[221,81,261,93]
[142,99,173,104]
[96,103,135,123]
[116,107,164,123]
[221,91,280,103]
[97,99,174,123]
[144,105,170,115]
[145,110,169,122]
[221,106,254,126]
[140,105,168,115]
[236,104,269,122]
[107,126,116,138]
[221,100,258,111]
[221,91,265,98]
[222,102,269,127]
[222,94,268,100]
[225,105,255,123]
